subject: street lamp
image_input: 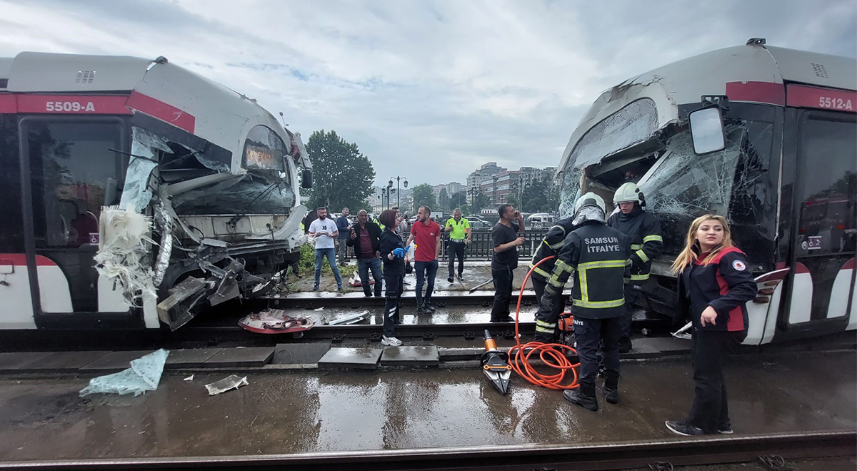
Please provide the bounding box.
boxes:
[389,176,408,210]
[492,175,498,206]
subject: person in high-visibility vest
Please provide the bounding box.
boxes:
[538,192,630,412]
[607,182,663,352]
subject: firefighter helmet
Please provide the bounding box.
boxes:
[573,192,607,224]
[614,182,643,205]
[573,192,606,215]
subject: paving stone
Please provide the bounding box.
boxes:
[273,342,331,365]
[21,351,112,371]
[380,346,440,367]
[165,349,223,369]
[204,347,274,368]
[318,347,382,370]
[80,350,156,371]
[0,352,53,371]
[638,337,692,355]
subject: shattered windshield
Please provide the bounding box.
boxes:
[641,120,774,256]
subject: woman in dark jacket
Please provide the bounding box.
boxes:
[378,209,406,347]
[666,214,757,436]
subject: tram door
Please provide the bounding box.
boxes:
[20,117,128,319]
[787,110,856,328]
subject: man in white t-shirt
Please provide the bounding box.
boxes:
[308,207,343,291]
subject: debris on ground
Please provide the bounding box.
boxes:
[80,349,169,397]
[327,310,369,325]
[238,309,315,334]
[184,375,194,381]
[205,375,249,396]
[314,307,325,311]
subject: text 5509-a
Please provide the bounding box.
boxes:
[45,101,96,112]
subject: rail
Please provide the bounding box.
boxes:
[2,430,853,470]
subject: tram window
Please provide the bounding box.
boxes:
[243,125,288,177]
[0,114,23,252]
[26,120,125,248]
[797,117,857,254]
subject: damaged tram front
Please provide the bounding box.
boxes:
[557,40,856,345]
[0,52,312,331]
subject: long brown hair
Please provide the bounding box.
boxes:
[671,214,733,274]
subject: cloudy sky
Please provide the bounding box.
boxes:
[2,0,855,186]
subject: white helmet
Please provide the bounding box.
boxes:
[614,182,643,205]
[573,192,607,225]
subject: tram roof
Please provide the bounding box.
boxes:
[0,52,289,168]
[558,42,857,175]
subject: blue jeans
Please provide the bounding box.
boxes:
[358,257,383,297]
[414,260,438,306]
[314,248,343,288]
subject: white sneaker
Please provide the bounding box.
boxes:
[381,336,402,346]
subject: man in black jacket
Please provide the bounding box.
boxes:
[607,182,663,352]
[347,210,383,297]
[539,192,630,411]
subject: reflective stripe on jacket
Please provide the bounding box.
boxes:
[545,221,631,319]
[528,217,576,281]
[607,207,662,282]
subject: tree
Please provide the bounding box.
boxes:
[472,191,491,213]
[437,188,449,212]
[505,194,519,208]
[449,191,468,211]
[411,183,437,213]
[305,130,375,212]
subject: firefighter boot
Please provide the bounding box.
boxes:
[563,383,598,411]
[603,371,620,404]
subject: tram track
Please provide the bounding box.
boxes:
[0,430,853,470]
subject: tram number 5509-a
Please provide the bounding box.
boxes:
[45,101,96,112]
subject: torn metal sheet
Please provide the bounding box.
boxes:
[205,375,248,396]
[328,311,370,325]
[152,202,173,287]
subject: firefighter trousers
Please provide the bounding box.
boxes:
[532,276,564,342]
[574,316,622,388]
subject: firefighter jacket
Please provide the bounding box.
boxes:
[677,246,757,332]
[544,221,631,319]
[528,217,576,282]
[607,206,663,283]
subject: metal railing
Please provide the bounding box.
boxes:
[339,229,551,262]
[439,229,548,261]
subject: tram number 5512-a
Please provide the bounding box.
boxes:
[45,101,96,112]
[818,96,853,111]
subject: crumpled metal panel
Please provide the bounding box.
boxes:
[153,202,173,287]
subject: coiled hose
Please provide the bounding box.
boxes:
[508,256,580,390]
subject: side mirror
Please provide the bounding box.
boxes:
[301,169,313,189]
[689,107,726,155]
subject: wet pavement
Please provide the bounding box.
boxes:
[0,351,853,461]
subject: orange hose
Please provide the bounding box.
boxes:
[508,256,580,390]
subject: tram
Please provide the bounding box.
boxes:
[556,39,856,344]
[0,52,312,331]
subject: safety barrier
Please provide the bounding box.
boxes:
[338,229,550,262]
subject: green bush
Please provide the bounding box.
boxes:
[298,243,357,278]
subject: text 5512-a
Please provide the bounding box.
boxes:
[818,96,853,111]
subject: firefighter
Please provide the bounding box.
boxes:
[607,182,663,352]
[529,215,576,342]
[540,193,630,411]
